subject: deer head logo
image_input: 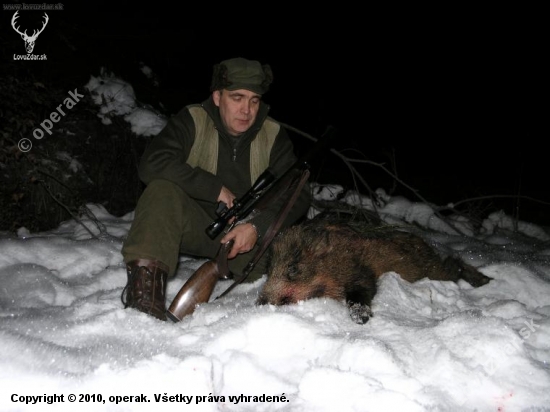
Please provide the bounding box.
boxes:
[11,11,49,54]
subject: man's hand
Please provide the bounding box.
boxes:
[221,223,258,259]
[218,186,236,209]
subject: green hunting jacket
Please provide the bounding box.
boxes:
[138,95,312,239]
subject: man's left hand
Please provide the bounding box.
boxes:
[221,223,258,259]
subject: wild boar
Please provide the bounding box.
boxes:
[257,213,491,324]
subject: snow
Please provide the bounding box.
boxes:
[1,70,549,412]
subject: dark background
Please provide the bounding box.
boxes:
[1,5,547,227]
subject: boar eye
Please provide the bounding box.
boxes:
[286,249,301,280]
[287,264,298,280]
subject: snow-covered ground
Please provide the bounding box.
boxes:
[1,183,549,411]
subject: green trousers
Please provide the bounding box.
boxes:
[121,179,267,281]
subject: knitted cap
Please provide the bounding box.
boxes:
[210,57,273,95]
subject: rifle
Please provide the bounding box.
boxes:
[167,125,337,322]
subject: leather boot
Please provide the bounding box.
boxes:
[121,259,169,321]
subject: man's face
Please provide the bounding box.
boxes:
[213,89,261,136]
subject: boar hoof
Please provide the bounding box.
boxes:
[349,302,372,324]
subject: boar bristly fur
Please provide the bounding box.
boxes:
[257,214,491,324]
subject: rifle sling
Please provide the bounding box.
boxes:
[215,168,311,299]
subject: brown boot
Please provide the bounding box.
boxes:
[121,259,169,321]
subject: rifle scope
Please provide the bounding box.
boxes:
[205,169,276,239]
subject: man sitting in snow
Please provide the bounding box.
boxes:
[121,57,312,321]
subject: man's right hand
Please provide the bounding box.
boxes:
[218,186,236,209]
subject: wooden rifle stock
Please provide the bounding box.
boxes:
[166,240,233,322]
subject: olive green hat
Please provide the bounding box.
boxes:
[210,57,273,95]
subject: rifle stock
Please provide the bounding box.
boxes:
[166,260,218,322]
[167,240,233,322]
